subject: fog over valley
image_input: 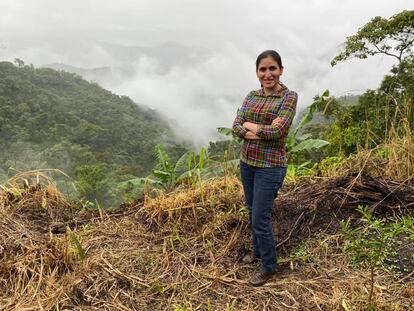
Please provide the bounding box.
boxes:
[0,0,410,145]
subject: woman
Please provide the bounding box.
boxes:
[232,50,297,286]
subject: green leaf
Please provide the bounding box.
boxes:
[217,127,233,136]
[291,139,330,153]
[198,147,206,170]
[174,151,193,175]
[322,89,330,97]
[295,133,312,141]
[154,144,172,171]
[285,131,296,150]
[152,170,173,183]
[187,152,194,175]
[67,227,85,261]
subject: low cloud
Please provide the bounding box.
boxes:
[112,45,255,146]
[0,0,409,146]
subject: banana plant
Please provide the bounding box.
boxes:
[286,90,332,154]
[121,144,209,193]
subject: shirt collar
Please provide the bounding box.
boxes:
[256,82,288,98]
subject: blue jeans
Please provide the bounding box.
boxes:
[240,160,287,273]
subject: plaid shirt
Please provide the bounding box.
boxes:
[232,83,297,167]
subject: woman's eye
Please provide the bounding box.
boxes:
[259,66,277,72]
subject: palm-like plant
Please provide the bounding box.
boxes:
[286,90,333,154]
[121,144,209,193]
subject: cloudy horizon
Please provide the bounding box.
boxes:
[0,0,411,146]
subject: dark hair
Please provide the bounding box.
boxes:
[255,50,283,71]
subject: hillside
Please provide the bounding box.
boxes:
[44,63,115,87]
[0,61,187,203]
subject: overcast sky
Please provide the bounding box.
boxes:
[0,0,411,146]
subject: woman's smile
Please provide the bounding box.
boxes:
[256,56,283,94]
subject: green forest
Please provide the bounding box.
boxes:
[1,8,414,311]
[0,61,188,205]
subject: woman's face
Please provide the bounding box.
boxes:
[256,56,283,92]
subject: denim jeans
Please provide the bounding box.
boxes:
[240,160,287,273]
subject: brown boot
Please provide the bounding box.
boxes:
[241,253,259,264]
[249,270,275,286]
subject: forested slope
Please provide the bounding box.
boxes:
[0,61,185,204]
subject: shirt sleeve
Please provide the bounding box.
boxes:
[232,93,251,138]
[256,91,298,140]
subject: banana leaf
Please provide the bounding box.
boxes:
[291,139,330,153]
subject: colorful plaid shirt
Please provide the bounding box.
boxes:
[232,83,297,167]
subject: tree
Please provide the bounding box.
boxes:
[331,10,414,66]
[380,56,414,96]
[14,58,25,68]
[328,10,414,156]
[75,164,108,202]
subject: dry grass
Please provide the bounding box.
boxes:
[0,171,79,310]
[383,119,414,181]
[332,132,414,183]
[328,97,414,183]
[1,170,413,310]
[142,175,244,226]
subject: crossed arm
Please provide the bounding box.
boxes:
[232,91,298,141]
[242,121,279,140]
[242,122,261,139]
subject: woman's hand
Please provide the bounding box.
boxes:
[243,122,259,134]
[271,117,281,127]
[244,131,261,140]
